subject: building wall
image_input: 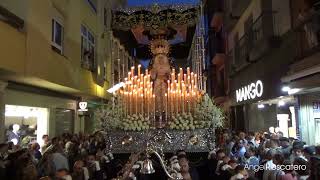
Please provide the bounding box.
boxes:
[0,0,127,139]
[227,0,262,49]
[227,0,291,51]
[0,0,27,20]
[0,0,115,99]
[0,21,26,74]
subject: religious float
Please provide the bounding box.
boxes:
[94,3,225,179]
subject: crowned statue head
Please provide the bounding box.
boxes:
[150,38,170,56]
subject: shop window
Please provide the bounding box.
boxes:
[5,105,49,147]
[51,19,64,54]
[81,25,96,71]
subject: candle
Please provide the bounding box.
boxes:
[187,93,190,113]
[128,72,131,81]
[165,93,168,123]
[194,74,198,90]
[131,67,134,78]
[176,90,179,113]
[181,93,184,113]
[135,91,138,114]
[129,92,132,115]
[138,64,141,76]
[141,94,144,115]
[147,91,150,117]
[177,74,181,90]
[153,94,156,123]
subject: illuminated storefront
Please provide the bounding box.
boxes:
[230,76,298,138]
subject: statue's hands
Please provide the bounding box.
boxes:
[150,70,156,80]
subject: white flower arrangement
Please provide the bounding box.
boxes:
[194,94,224,128]
[169,94,224,130]
[119,114,151,131]
[95,93,224,132]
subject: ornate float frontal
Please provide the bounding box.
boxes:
[96,4,224,155]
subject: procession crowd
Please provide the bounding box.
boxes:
[0,128,319,180]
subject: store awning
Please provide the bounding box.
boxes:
[282,73,320,94]
[281,65,320,83]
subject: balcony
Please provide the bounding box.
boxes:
[231,12,280,72]
[285,6,320,79]
[249,12,281,61]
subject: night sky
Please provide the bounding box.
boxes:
[127,0,199,6]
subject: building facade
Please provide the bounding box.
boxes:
[0,0,127,145]
[225,0,297,137]
[281,0,320,145]
[224,0,320,144]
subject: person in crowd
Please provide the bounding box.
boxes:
[294,158,309,180]
[303,145,316,161]
[269,153,285,180]
[279,137,291,158]
[239,132,248,147]
[86,153,103,180]
[233,139,247,160]
[55,168,72,180]
[31,142,42,162]
[262,150,277,180]
[1,128,319,179]
[178,154,199,180]
[244,147,259,177]
[64,141,78,171]
[280,160,297,180]
[0,143,9,179]
[208,149,225,178]
[8,124,20,145]
[230,165,249,180]
[290,141,308,162]
[219,157,237,180]
[51,144,69,173]
[254,132,262,147]
[41,135,50,153]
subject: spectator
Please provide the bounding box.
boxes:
[294,158,309,180]
[178,154,199,180]
[31,143,42,162]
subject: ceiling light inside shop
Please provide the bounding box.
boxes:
[288,88,301,95]
[278,100,286,106]
[258,104,265,109]
[282,86,290,92]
